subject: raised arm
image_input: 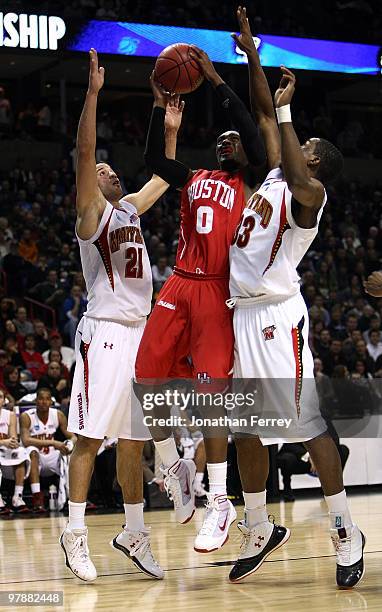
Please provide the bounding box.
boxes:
[232,6,281,169]
[76,48,106,241]
[124,96,185,214]
[274,67,325,209]
[189,45,265,167]
[144,74,193,189]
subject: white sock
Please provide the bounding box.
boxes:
[243,490,268,527]
[324,489,352,529]
[68,500,86,530]
[124,503,145,532]
[194,472,204,487]
[207,462,227,495]
[31,483,40,494]
[14,485,24,497]
[154,437,179,468]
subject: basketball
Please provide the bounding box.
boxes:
[154,43,204,94]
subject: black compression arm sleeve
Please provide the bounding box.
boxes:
[215,83,266,167]
[144,106,191,189]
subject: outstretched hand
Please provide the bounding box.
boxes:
[165,95,185,132]
[88,48,105,94]
[189,46,221,85]
[274,66,296,108]
[150,71,173,108]
[231,6,257,56]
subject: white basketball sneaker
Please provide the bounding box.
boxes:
[162,459,196,523]
[60,526,97,582]
[330,518,366,588]
[12,494,29,513]
[194,493,237,553]
[110,526,164,579]
[229,516,290,582]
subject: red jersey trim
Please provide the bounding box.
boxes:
[262,188,290,275]
[93,209,115,291]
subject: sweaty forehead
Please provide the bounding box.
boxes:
[96,163,111,173]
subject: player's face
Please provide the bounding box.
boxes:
[36,391,52,412]
[301,138,321,172]
[96,163,123,202]
[216,131,247,171]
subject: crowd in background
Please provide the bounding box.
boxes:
[0,145,381,412]
[1,90,381,161]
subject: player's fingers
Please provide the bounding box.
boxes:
[231,33,240,44]
[179,100,185,112]
[173,94,180,108]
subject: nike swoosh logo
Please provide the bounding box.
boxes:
[219,513,228,532]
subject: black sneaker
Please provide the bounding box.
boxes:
[229,518,290,583]
[330,523,366,589]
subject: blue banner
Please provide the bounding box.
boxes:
[67,21,380,75]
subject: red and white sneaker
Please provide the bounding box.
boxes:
[194,493,237,553]
[162,459,196,523]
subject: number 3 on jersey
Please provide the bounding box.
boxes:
[196,206,214,234]
[232,214,255,248]
[125,246,143,278]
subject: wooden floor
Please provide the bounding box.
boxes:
[1,493,381,611]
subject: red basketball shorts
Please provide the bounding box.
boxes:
[135,271,234,382]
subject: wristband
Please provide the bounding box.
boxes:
[64,439,74,452]
[276,104,292,124]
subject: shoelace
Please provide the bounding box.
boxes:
[163,474,183,508]
[129,534,160,567]
[198,496,222,536]
[71,535,90,563]
[331,533,352,564]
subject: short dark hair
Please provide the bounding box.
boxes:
[36,387,52,398]
[313,138,344,185]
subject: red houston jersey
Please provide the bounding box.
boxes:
[175,169,246,277]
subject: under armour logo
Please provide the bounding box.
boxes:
[262,325,276,341]
[197,372,211,384]
[104,342,114,349]
[222,98,230,108]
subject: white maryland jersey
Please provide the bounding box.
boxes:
[0,408,11,440]
[25,407,59,453]
[78,199,152,323]
[230,168,326,302]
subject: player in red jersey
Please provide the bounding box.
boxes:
[135,48,265,552]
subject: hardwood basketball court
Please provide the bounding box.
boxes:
[1,492,381,611]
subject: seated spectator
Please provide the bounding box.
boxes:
[0,86,12,135]
[20,334,45,380]
[19,388,75,512]
[0,388,30,513]
[13,306,34,337]
[4,337,25,369]
[362,313,381,343]
[61,285,87,348]
[0,349,9,389]
[33,319,50,353]
[42,331,75,370]
[366,329,382,363]
[347,339,375,375]
[46,350,70,380]
[322,339,346,376]
[28,269,63,305]
[38,362,70,404]
[18,229,39,264]
[151,256,172,293]
[3,366,28,402]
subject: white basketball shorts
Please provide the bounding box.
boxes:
[26,446,61,476]
[231,292,326,445]
[68,316,151,440]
